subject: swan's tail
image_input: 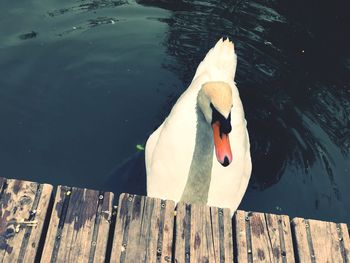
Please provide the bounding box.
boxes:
[195,38,237,79]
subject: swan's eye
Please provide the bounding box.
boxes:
[222,114,231,134]
[210,104,232,134]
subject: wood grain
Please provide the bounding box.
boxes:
[0,177,53,262]
[40,185,113,263]
[1,175,349,263]
[292,217,350,262]
[110,193,175,263]
[235,210,295,262]
[174,202,233,262]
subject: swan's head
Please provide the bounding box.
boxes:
[198,81,233,167]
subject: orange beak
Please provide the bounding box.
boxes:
[212,121,232,167]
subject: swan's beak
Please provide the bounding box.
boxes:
[212,121,232,167]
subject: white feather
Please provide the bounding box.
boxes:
[145,38,251,216]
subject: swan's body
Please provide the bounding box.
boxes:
[146,38,252,215]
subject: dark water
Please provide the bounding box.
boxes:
[1,0,349,223]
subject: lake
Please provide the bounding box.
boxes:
[0,0,349,224]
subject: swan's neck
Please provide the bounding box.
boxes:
[180,106,214,204]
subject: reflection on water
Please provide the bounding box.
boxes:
[135,0,350,223]
[19,31,38,40]
[47,0,127,17]
[0,0,349,223]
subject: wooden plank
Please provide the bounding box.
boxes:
[40,185,113,263]
[174,202,233,262]
[235,210,250,262]
[174,202,189,263]
[235,210,295,262]
[292,217,350,262]
[110,193,175,263]
[222,207,234,262]
[340,223,350,260]
[0,177,53,262]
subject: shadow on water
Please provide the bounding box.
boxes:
[108,0,350,222]
[104,151,147,198]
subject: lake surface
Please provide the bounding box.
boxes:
[0,0,349,224]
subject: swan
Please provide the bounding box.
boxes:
[145,38,252,215]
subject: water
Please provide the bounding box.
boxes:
[0,0,349,224]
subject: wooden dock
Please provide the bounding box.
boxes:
[0,177,349,262]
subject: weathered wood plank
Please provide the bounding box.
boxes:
[235,210,295,262]
[40,185,113,263]
[292,217,350,262]
[235,210,250,262]
[110,193,175,263]
[0,177,53,262]
[174,202,233,262]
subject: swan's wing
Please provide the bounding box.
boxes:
[145,122,164,178]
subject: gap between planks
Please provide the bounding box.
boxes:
[1,179,350,263]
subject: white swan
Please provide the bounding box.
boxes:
[145,38,252,215]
